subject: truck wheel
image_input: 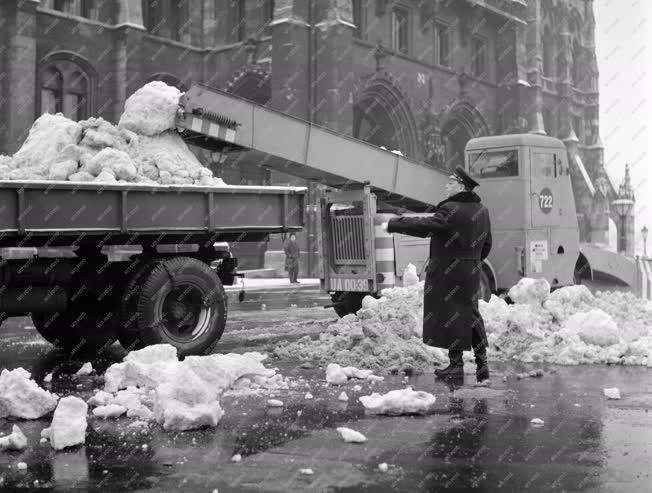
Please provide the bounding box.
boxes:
[136,257,227,357]
[331,291,366,318]
[117,260,159,352]
[31,307,118,353]
[477,268,492,303]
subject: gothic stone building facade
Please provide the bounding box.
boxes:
[0,0,630,272]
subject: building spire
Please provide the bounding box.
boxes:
[617,164,635,201]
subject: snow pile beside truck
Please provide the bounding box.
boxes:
[0,81,226,186]
[274,278,652,372]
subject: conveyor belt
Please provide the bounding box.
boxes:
[176,84,449,212]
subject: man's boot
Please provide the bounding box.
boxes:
[435,350,464,380]
[474,349,490,383]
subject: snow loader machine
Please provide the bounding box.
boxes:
[171,84,652,317]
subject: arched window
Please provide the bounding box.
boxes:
[41,67,63,115]
[39,57,94,120]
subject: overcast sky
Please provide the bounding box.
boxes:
[594,0,650,253]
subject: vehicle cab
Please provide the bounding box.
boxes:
[465,134,580,291]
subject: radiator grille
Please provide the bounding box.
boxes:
[331,215,366,265]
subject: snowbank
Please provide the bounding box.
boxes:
[0,368,58,419]
[359,388,436,415]
[101,345,287,431]
[273,283,446,374]
[1,82,228,187]
[275,278,652,371]
[46,396,88,450]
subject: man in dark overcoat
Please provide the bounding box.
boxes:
[283,233,301,283]
[376,166,492,382]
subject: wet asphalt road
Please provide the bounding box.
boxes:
[0,284,651,492]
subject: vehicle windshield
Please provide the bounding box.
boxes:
[468,149,519,178]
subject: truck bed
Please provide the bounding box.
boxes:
[0,180,305,247]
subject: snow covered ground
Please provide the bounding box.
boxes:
[0,82,226,186]
[274,276,652,372]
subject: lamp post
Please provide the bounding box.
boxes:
[612,198,634,253]
[642,225,649,258]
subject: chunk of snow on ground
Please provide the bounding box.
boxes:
[336,427,367,443]
[604,387,621,399]
[367,375,384,382]
[403,263,419,286]
[118,81,181,136]
[531,418,544,426]
[508,277,550,305]
[338,392,348,402]
[0,425,27,451]
[341,366,373,379]
[359,389,436,415]
[0,368,58,419]
[326,364,348,385]
[267,399,284,407]
[92,404,127,419]
[352,385,362,392]
[16,462,27,470]
[75,362,93,376]
[378,463,389,472]
[87,390,114,407]
[299,468,314,475]
[43,372,53,383]
[304,393,313,400]
[231,454,242,463]
[48,396,88,450]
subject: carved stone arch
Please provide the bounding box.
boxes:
[225,67,272,105]
[438,99,490,171]
[146,72,186,91]
[352,73,420,160]
[38,50,98,119]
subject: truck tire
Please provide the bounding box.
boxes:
[135,257,227,357]
[31,307,118,353]
[117,260,159,352]
[331,291,366,318]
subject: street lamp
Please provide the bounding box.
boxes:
[612,198,634,253]
[642,225,649,257]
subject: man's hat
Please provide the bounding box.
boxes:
[451,166,480,190]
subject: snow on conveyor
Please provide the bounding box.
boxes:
[274,277,652,372]
[0,81,226,186]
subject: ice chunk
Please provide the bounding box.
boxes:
[48,396,88,450]
[361,295,379,311]
[563,310,620,347]
[87,390,113,407]
[338,392,349,402]
[118,81,182,136]
[88,148,137,181]
[92,404,127,419]
[378,463,389,472]
[325,363,348,385]
[17,462,27,470]
[530,418,544,426]
[508,277,550,305]
[403,263,419,286]
[231,454,242,463]
[603,387,621,399]
[299,468,314,475]
[341,366,373,380]
[0,425,28,451]
[336,427,367,443]
[75,362,93,376]
[0,368,58,419]
[267,399,284,407]
[43,372,53,383]
[359,389,436,415]
[304,393,313,400]
[48,160,78,180]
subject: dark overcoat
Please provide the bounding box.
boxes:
[284,241,300,270]
[387,191,492,351]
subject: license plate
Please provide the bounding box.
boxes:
[328,277,368,292]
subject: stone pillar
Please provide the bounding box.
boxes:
[525,0,545,134]
[312,0,355,134]
[1,1,38,154]
[495,19,529,134]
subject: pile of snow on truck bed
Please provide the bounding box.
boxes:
[0,81,226,186]
[273,278,652,372]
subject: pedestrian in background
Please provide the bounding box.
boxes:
[376,166,492,383]
[284,233,300,284]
